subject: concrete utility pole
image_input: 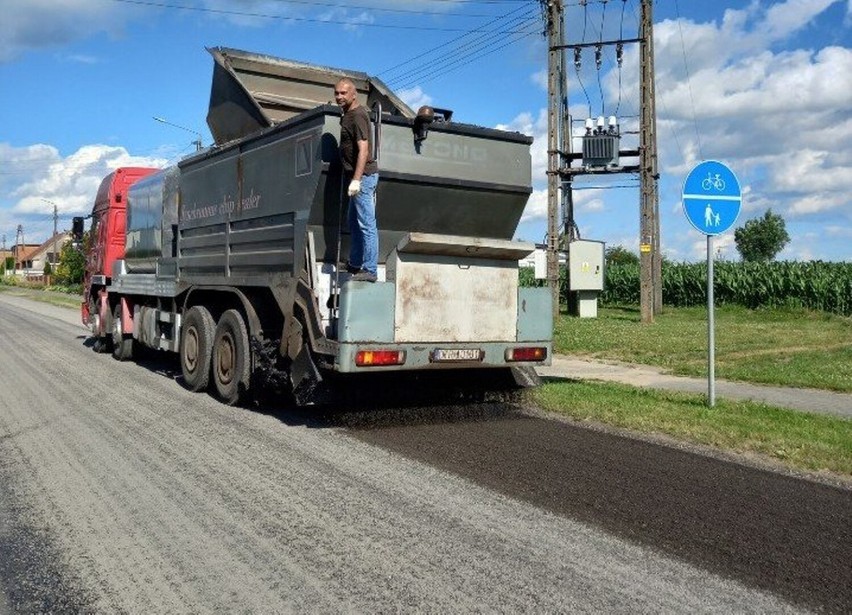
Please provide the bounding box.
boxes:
[639,0,661,322]
[544,0,566,319]
[53,203,59,270]
[1,234,6,277]
[15,225,25,272]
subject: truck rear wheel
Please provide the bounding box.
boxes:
[92,297,113,353]
[111,303,134,361]
[181,306,215,392]
[212,309,251,405]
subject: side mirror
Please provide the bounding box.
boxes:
[72,216,85,241]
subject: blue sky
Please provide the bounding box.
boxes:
[2,0,850,262]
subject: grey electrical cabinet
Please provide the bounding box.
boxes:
[568,240,605,317]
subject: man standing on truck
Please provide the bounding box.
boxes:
[334,77,379,283]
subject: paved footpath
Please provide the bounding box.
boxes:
[537,355,852,420]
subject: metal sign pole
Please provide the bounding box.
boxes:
[683,160,741,408]
[707,234,715,407]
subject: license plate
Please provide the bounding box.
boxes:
[430,348,484,362]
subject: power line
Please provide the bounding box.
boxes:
[613,0,643,126]
[106,0,544,105]
[573,0,616,117]
[614,0,627,115]
[390,0,530,4]
[384,10,539,88]
[574,48,592,114]
[591,1,607,115]
[673,0,703,159]
[231,0,527,18]
[108,0,535,33]
[381,4,539,88]
[378,2,534,77]
[389,22,540,90]
[572,183,640,190]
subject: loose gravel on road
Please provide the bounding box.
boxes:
[1,294,845,613]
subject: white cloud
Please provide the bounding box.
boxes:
[509,0,852,261]
[531,69,547,91]
[318,7,376,32]
[581,198,605,213]
[200,1,299,28]
[397,86,433,111]
[758,0,838,41]
[520,189,547,223]
[3,144,166,241]
[605,0,852,260]
[826,225,852,238]
[0,0,405,61]
[497,109,548,182]
[0,0,138,63]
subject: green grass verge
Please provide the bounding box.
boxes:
[556,305,852,392]
[0,284,82,310]
[533,379,852,477]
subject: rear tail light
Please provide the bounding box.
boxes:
[355,350,407,367]
[505,347,548,362]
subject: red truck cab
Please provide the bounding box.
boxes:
[81,167,157,334]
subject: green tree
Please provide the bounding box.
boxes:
[605,245,640,268]
[43,261,53,276]
[55,235,86,284]
[3,256,13,271]
[734,209,790,262]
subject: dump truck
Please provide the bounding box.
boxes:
[80,47,552,405]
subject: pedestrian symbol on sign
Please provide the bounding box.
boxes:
[703,204,722,228]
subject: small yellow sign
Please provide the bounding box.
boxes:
[640,244,652,253]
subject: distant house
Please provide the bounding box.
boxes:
[14,232,71,278]
[10,243,40,273]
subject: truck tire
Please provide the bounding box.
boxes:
[111,303,134,361]
[93,297,113,353]
[212,309,251,405]
[181,306,215,392]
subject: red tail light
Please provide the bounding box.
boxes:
[505,347,548,362]
[355,350,406,367]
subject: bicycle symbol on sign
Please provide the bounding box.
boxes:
[701,172,726,192]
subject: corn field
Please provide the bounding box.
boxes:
[520,262,852,316]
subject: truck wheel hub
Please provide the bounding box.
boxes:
[217,335,235,384]
[185,329,199,370]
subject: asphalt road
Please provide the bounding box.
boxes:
[0,293,849,613]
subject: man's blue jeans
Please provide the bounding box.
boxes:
[348,173,379,275]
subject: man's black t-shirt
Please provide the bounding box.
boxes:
[340,105,378,175]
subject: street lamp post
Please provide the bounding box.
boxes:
[41,198,60,277]
[153,116,203,151]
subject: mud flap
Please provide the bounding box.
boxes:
[291,343,323,406]
[510,365,541,388]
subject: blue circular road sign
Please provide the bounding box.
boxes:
[682,160,742,236]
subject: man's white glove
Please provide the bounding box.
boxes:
[347,179,361,197]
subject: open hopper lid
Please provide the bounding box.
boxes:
[206,46,416,145]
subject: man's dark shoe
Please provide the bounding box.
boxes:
[351,270,377,283]
[343,261,360,274]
